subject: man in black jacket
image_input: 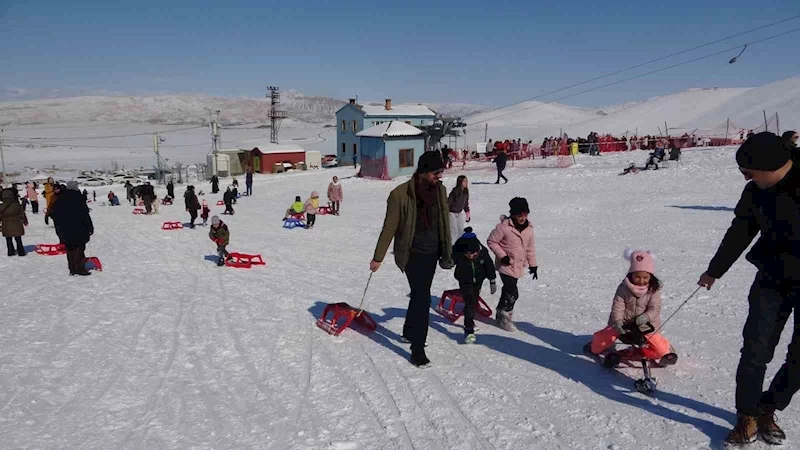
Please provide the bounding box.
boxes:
[698,132,798,446]
[494,149,508,184]
[49,181,94,276]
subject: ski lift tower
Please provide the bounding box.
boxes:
[417,115,467,151]
[267,86,287,144]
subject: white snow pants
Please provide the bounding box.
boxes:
[449,211,466,244]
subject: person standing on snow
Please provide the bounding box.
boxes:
[209,216,230,267]
[447,175,470,244]
[166,180,175,199]
[222,187,235,215]
[25,182,39,214]
[370,151,453,367]
[210,175,220,194]
[43,177,56,225]
[245,168,253,196]
[48,181,93,276]
[304,191,319,229]
[698,132,799,446]
[184,185,201,228]
[487,197,537,331]
[494,148,508,184]
[125,181,135,206]
[0,188,28,257]
[452,227,497,344]
[327,176,343,215]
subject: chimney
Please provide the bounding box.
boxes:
[349,98,356,105]
[385,99,392,111]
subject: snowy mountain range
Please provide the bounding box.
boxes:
[1,76,797,137]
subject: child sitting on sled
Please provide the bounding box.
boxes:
[209,215,230,267]
[453,227,497,344]
[283,196,305,220]
[586,249,677,366]
[201,200,211,225]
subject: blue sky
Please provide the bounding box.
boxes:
[1,0,797,106]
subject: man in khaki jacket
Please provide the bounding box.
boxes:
[370,151,453,367]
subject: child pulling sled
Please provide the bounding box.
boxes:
[209,216,230,266]
[453,227,497,343]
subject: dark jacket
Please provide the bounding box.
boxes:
[141,184,155,201]
[166,182,175,198]
[0,189,26,237]
[184,190,200,211]
[447,187,470,214]
[209,223,230,246]
[453,244,496,286]
[246,172,253,185]
[223,190,235,205]
[494,152,508,168]
[373,179,452,272]
[707,166,800,285]
[48,189,93,246]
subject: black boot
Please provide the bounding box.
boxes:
[6,238,15,257]
[410,348,431,368]
[16,239,26,257]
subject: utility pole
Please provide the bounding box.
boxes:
[267,86,286,144]
[0,129,6,184]
[484,124,488,142]
[763,110,769,132]
[777,112,780,135]
[724,118,730,144]
[205,108,221,177]
[153,132,162,185]
[664,122,669,137]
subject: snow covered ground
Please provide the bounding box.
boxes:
[1,147,797,449]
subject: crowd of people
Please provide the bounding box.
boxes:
[2,130,800,446]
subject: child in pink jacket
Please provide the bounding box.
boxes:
[587,249,677,365]
[487,197,537,331]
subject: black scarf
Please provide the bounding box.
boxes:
[415,175,439,230]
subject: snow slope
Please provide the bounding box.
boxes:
[1,148,795,449]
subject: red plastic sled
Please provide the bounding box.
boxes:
[317,206,332,215]
[225,252,266,269]
[435,289,493,322]
[290,212,305,220]
[138,201,144,206]
[316,302,377,336]
[161,221,184,230]
[161,199,173,205]
[35,243,66,256]
[132,208,145,215]
[217,200,225,206]
[85,256,103,272]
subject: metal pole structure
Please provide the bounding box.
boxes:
[665,121,669,137]
[484,123,488,142]
[0,129,6,184]
[724,118,730,144]
[777,112,780,135]
[763,110,768,132]
[153,133,161,185]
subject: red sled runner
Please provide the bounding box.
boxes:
[225,252,266,269]
[216,200,225,206]
[316,303,377,336]
[132,208,145,215]
[435,289,493,322]
[317,206,333,215]
[161,221,184,230]
[35,243,66,256]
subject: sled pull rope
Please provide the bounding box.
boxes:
[355,272,373,317]
[652,286,702,336]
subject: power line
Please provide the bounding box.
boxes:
[3,125,205,141]
[467,27,800,129]
[466,14,800,123]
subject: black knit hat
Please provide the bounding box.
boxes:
[509,197,530,215]
[736,132,791,171]
[416,151,444,174]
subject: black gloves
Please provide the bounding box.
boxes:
[529,266,538,280]
[500,256,511,266]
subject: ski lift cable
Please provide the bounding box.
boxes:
[466,27,800,129]
[465,14,800,123]
[3,125,206,141]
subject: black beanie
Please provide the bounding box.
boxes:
[736,132,791,171]
[509,197,530,215]
[416,151,444,174]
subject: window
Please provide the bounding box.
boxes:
[352,120,358,132]
[399,149,414,168]
[341,120,346,132]
[341,143,346,156]
[353,143,358,155]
